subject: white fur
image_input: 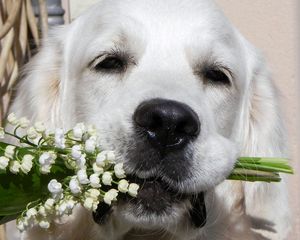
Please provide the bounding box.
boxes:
[8,0,290,239]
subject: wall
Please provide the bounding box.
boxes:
[216,1,300,239]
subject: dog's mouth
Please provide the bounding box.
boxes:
[125,175,189,212]
[93,174,207,228]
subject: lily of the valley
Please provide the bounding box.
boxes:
[7,113,18,125]
[89,173,101,188]
[48,179,63,200]
[103,189,118,205]
[102,172,112,186]
[9,161,20,174]
[69,177,81,194]
[118,179,129,193]
[85,137,97,153]
[0,117,141,233]
[0,156,9,169]
[34,122,46,133]
[5,145,16,159]
[20,154,34,174]
[27,127,39,140]
[114,163,126,178]
[128,183,139,197]
[55,128,66,149]
[77,169,90,184]
[73,123,85,140]
[39,152,56,174]
[19,117,30,129]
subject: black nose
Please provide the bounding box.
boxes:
[133,98,200,151]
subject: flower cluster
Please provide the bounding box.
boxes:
[0,145,34,174]
[0,114,139,232]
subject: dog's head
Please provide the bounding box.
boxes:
[15,0,286,233]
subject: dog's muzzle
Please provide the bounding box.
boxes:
[93,98,206,228]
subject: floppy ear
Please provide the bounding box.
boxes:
[9,26,68,127]
[238,46,291,239]
[236,48,286,157]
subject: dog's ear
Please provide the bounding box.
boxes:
[236,44,291,238]
[237,49,287,158]
[9,26,68,127]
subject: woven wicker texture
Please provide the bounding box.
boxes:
[0,0,48,126]
[0,0,48,238]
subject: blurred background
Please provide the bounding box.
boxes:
[0,0,299,239]
[217,1,300,240]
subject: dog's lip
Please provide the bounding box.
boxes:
[126,174,188,199]
[122,174,190,214]
[124,174,207,228]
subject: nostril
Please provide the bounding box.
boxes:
[134,107,162,130]
[133,98,200,151]
[177,118,200,137]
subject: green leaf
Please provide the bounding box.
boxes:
[0,154,72,218]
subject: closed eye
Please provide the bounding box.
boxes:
[203,68,231,86]
[96,56,125,71]
[197,64,233,87]
[89,50,134,74]
[90,54,126,73]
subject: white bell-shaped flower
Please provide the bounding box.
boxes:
[77,169,90,184]
[128,183,140,197]
[118,179,129,193]
[39,219,50,229]
[7,113,19,125]
[89,173,101,188]
[85,138,96,153]
[0,156,9,170]
[73,123,85,140]
[9,161,20,174]
[103,189,118,205]
[114,163,126,178]
[69,177,81,194]
[19,117,30,128]
[34,122,46,133]
[55,128,66,149]
[5,145,16,159]
[102,172,112,186]
[20,154,34,174]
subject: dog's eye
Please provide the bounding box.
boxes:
[203,68,231,86]
[93,56,126,73]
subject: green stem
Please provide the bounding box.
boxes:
[227,174,281,182]
[4,131,36,147]
[235,162,293,174]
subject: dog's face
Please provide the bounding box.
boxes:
[12,0,290,238]
[62,0,244,227]
[58,0,245,229]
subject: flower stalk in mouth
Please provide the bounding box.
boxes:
[0,113,293,231]
[229,157,293,182]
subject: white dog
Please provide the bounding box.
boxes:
[9,0,291,239]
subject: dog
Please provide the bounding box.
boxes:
[9,0,291,239]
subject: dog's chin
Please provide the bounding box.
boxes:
[115,176,206,228]
[118,180,188,227]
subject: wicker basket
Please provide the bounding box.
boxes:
[0,0,49,126]
[0,0,48,238]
